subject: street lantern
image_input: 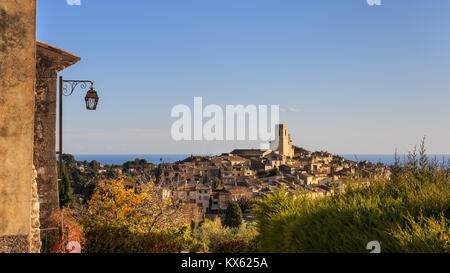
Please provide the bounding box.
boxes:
[85,87,99,110]
[58,77,100,180]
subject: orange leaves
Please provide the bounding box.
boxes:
[86,177,188,232]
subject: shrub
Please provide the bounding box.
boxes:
[245,235,260,253]
[86,178,191,231]
[40,209,84,253]
[390,214,449,253]
[253,143,450,253]
[224,202,243,228]
[83,223,206,253]
[82,178,207,253]
[40,229,60,254]
[212,239,248,253]
[192,218,257,252]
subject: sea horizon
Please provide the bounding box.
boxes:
[72,154,450,166]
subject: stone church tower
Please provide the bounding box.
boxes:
[276,124,295,158]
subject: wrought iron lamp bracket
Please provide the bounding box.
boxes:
[62,80,94,96]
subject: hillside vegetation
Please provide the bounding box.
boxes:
[71,141,449,253]
[253,143,449,253]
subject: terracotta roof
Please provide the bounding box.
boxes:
[37,41,80,59]
[36,41,80,70]
[229,155,250,162]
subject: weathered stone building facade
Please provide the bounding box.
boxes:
[35,42,80,225]
[0,0,38,253]
[1,0,81,253]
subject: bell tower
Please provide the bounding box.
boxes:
[276,124,294,157]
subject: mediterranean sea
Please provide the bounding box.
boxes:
[73,154,450,166]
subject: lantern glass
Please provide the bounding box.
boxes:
[85,87,99,110]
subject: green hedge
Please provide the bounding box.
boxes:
[253,157,449,253]
[83,223,206,253]
[212,239,248,253]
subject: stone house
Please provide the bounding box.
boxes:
[206,167,220,181]
[1,0,82,253]
[173,185,196,204]
[228,186,253,202]
[209,190,231,213]
[195,185,211,212]
[298,172,315,185]
[221,171,236,186]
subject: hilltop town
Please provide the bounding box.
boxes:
[71,124,391,216]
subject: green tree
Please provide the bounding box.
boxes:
[88,160,100,171]
[236,197,254,214]
[62,153,76,169]
[268,167,280,177]
[224,202,243,228]
[58,163,74,207]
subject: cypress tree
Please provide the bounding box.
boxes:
[59,163,74,207]
[223,201,243,228]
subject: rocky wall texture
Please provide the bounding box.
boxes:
[0,236,29,253]
[34,42,80,226]
[29,165,41,253]
[0,0,37,253]
[35,57,59,225]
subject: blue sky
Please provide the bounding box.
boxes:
[37,0,450,155]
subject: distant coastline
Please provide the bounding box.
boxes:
[73,154,450,166]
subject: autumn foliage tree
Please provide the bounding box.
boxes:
[85,177,187,231]
[83,177,206,253]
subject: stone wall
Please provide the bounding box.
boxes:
[0,0,37,253]
[35,42,80,226]
[30,165,41,253]
[35,52,60,225]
